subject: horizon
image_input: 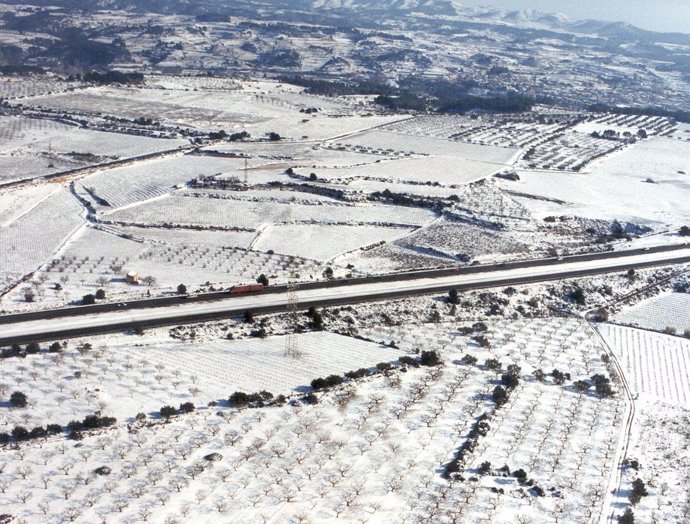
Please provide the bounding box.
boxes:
[458,0,690,34]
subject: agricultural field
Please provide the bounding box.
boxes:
[0,115,188,183]
[253,223,413,261]
[396,218,530,262]
[383,113,571,148]
[327,129,521,164]
[0,184,59,227]
[598,324,690,405]
[75,155,244,211]
[1,225,355,311]
[18,82,399,140]
[0,187,84,296]
[611,292,690,334]
[500,137,690,227]
[305,156,504,186]
[0,331,402,429]
[597,324,690,522]
[102,193,437,230]
[0,316,628,523]
[0,76,78,99]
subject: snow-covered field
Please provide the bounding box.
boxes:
[0,187,84,294]
[0,317,627,524]
[611,292,690,334]
[103,194,437,230]
[76,155,242,211]
[307,155,503,186]
[253,223,413,261]
[599,324,690,405]
[0,115,187,182]
[597,324,690,522]
[504,137,690,227]
[0,331,402,429]
[329,129,521,164]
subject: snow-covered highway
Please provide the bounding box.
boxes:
[2,246,690,345]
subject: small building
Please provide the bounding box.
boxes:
[126,271,140,285]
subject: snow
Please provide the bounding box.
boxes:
[252,223,413,261]
[0,188,84,293]
[505,138,690,228]
[103,194,438,230]
[306,155,504,186]
[597,324,690,522]
[611,291,690,334]
[599,324,690,405]
[0,115,188,183]
[76,154,244,211]
[329,129,521,164]
[0,317,628,524]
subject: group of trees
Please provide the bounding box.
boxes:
[159,402,195,419]
[0,422,61,443]
[228,390,275,408]
[82,289,106,305]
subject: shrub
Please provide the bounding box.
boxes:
[664,326,677,335]
[176,284,187,295]
[512,468,528,483]
[48,342,63,353]
[474,335,491,348]
[574,380,591,392]
[629,478,648,505]
[618,508,635,524]
[492,386,508,407]
[10,391,27,408]
[11,426,30,441]
[310,378,328,390]
[594,307,610,321]
[399,356,419,368]
[460,354,478,365]
[533,369,546,381]
[244,310,254,323]
[448,289,460,305]
[501,373,519,389]
[46,424,62,435]
[228,392,250,406]
[420,351,442,366]
[569,287,586,306]
[304,393,318,405]
[179,402,195,414]
[344,368,369,379]
[485,358,501,371]
[592,374,615,397]
[95,289,106,300]
[478,461,492,475]
[311,312,324,331]
[552,369,566,385]
[82,294,96,305]
[376,362,393,372]
[26,342,40,354]
[29,426,47,439]
[325,375,344,387]
[160,405,177,419]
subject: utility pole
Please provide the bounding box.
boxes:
[284,274,301,359]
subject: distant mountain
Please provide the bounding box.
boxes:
[312,0,457,16]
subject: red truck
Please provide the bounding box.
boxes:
[229,283,264,294]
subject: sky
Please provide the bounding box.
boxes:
[459,0,690,34]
